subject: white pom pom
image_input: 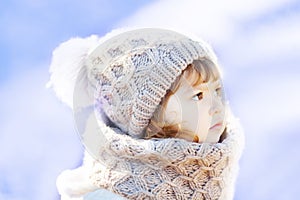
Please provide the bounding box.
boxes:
[47,35,100,108]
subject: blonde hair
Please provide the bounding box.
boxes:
[145,58,223,142]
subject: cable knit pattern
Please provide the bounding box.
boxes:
[85,28,218,138]
[86,112,244,200]
[51,28,244,200]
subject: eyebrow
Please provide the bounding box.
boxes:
[193,80,221,91]
[195,83,209,90]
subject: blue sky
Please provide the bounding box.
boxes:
[1,0,300,200]
[0,0,152,82]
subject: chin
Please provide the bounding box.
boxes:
[205,130,223,143]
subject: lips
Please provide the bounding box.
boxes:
[209,122,223,130]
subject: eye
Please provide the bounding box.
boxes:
[192,92,203,101]
[215,87,223,97]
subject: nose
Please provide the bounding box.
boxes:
[209,93,223,116]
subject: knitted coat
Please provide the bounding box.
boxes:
[67,110,244,200]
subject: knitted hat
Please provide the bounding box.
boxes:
[84,28,218,138]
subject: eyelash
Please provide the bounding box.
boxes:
[192,92,203,101]
[192,87,223,101]
[216,87,222,96]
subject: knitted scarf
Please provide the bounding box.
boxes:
[83,112,244,200]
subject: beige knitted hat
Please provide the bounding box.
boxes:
[84,28,218,138]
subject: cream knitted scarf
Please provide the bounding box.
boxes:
[83,112,244,200]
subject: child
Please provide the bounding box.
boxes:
[49,28,244,200]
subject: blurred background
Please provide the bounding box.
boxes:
[1,0,300,199]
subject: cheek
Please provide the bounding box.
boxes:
[196,105,212,127]
[193,104,212,142]
[181,102,211,131]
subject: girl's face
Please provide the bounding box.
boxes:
[162,77,226,143]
